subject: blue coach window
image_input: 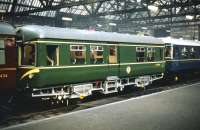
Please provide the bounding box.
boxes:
[181,47,188,59]
[190,47,196,59]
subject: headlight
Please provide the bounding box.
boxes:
[28,74,34,79]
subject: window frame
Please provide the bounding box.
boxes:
[147,47,155,62]
[70,44,86,64]
[136,47,145,62]
[20,43,36,66]
[46,45,60,66]
[181,46,189,59]
[165,45,173,60]
[108,45,118,64]
[189,47,197,59]
[90,45,104,64]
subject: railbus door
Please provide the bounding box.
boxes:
[108,45,119,77]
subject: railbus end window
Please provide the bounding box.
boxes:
[21,44,35,66]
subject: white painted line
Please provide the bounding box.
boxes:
[18,61,165,69]
[32,40,164,48]
[2,81,200,130]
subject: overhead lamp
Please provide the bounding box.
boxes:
[0,10,6,13]
[97,24,102,27]
[162,9,168,12]
[186,15,194,20]
[109,22,117,26]
[62,17,72,21]
[143,3,147,6]
[148,5,158,12]
[141,27,148,30]
[137,0,141,2]
[196,15,200,18]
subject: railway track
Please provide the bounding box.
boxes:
[0,77,200,129]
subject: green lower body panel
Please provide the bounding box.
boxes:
[119,62,165,77]
[19,62,165,89]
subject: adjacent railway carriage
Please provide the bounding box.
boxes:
[163,37,200,80]
[0,23,16,94]
[16,25,165,100]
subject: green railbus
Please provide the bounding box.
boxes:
[17,25,165,100]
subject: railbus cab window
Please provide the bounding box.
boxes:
[90,45,104,64]
[109,46,117,64]
[147,48,155,62]
[0,40,5,65]
[21,44,35,65]
[70,45,86,64]
[165,45,173,59]
[136,47,145,62]
[46,45,59,66]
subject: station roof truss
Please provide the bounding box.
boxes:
[0,0,200,34]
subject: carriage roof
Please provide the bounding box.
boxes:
[161,37,200,46]
[0,23,15,36]
[17,25,163,45]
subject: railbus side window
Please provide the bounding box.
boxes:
[21,44,35,65]
[109,46,117,64]
[46,45,59,66]
[90,45,104,64]
[0,40,5,65]
[136,47,145,62]
[70,45,86,64]
[147,48,155,62]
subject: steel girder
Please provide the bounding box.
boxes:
[0,0,200,33]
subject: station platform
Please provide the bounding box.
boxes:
[3,82,200,130]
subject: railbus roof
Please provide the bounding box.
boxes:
[17,25,163,45]
[0,22,15,36]
[161,37,200,46]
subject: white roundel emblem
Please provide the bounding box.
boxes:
[126,66,131,74]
